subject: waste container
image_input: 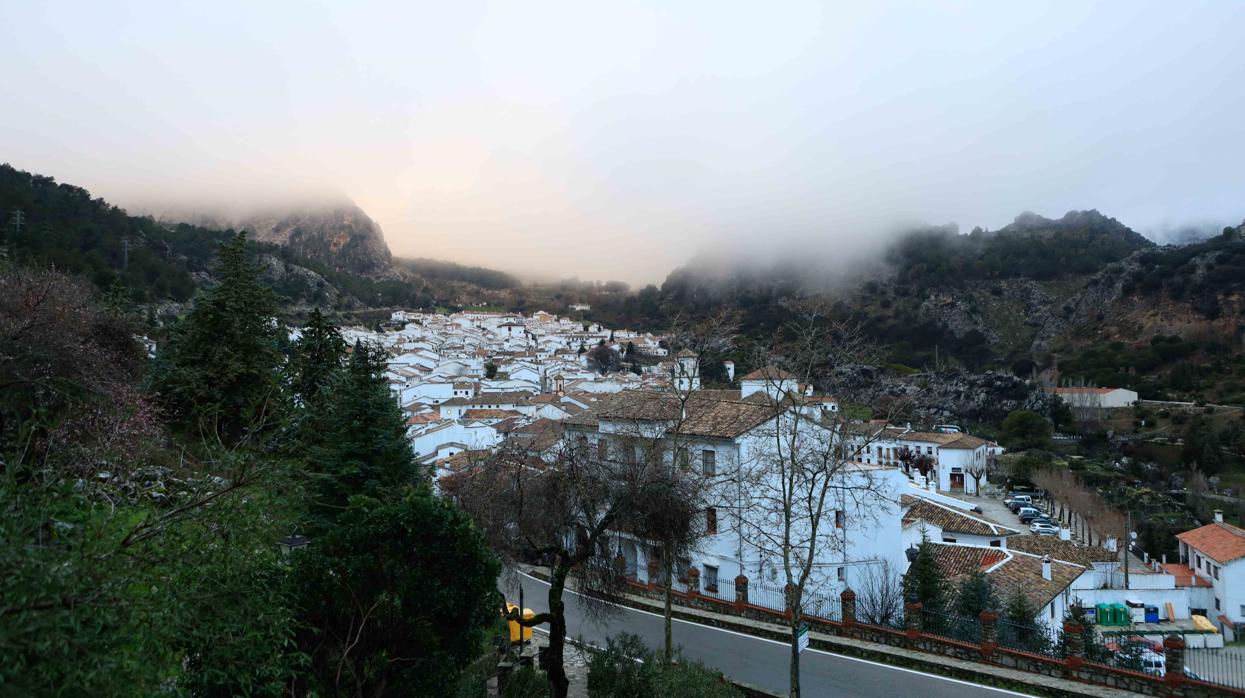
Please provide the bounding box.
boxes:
[1095,603,1112,625]
[1145,606,1159,623]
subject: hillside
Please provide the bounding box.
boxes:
[652,211,1245,403]
[0,164,517,316]
[240,204,393,277]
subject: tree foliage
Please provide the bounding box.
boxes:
[150,231,286,443]
[293,492,499,697]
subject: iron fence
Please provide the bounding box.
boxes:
[996,618,1060,658]
[1182,648,1245,690]
[921,610,981,644]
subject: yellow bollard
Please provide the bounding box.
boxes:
[505,603,521,643]
[521,608,535,642]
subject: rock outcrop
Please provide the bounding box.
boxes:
[241,203,393,278]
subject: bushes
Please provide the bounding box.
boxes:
[586,634,741,698]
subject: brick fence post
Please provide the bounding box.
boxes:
[1063,622,1084,672]
[687,567,700,600]
[646,558,660,588]
[841,588,857,629]
[978,611,998,659]
[904,595,924,642]
[734,574,749,609]
[1163,634,1185,690]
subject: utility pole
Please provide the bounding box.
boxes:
[122,236,130,269]
[1123,510,1131,590]
[11,209,24,233]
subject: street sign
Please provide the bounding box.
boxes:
[796,624,809,653]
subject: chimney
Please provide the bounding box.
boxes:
[1059,527,1071,541]
[1042,555,1052,581]
[1214,509,1224,523]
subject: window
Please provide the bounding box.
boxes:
[702,449,716,476]
[1215,598,1221,611]
[837,567,845,582]
[989,540,1001,547]
[704,565,719,592]
[678,447,690,470]
[835,510,845,529]
[942,536,957,544]
[1214,566,1220,581]
[597,439,608,461]
[706,508,718,535]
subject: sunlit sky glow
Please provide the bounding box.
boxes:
[3,1,1244,284]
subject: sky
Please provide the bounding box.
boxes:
[2,1,1244,285]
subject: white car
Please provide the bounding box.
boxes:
[1030,523,1059,536]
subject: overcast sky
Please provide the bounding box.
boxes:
[3,2,1244,284]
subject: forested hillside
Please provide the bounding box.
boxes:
[645,211,1245,403]
[0,164,516,313]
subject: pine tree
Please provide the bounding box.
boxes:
[300,341,419,529]
[905,532,947,615]
[150,231,284,443]
[288,307,345,406]
[954,571,998,617]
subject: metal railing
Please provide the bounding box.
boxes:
[996,618,1059,658]
[921,610,980,644]
[1182,648,1245,690]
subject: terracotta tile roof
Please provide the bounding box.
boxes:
[901,495,1020,537]
[406,414,441,425]
[928,543,1086,612]
[1006,536,1117,566]
[462,409,522,420]
[563,390,779,440]
[739,367,798,381]
[1176,522,1245,564]
[1159,563,1213,588]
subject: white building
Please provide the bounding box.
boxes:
[901,493,1020,549]
[849,424,995,495]
[1175,512,1245,639]
[561,387,908,602]
[1047,387,1139,409]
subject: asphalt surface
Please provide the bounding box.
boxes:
[502,571,1036,698]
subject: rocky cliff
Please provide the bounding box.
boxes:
[240,203,393,278]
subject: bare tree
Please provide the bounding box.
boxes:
[966,460,988,495]
[453,432,698,698]
[855,560,905,627]
[735,299,905,698]
[896,445,936,482]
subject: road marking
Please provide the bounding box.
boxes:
[515,571,1034,696]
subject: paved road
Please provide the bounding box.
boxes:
[502,571,1035,698]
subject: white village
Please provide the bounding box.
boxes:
[326,308,1244,675]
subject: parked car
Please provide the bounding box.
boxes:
[1030,516,1055,527]
[1018,507,1046,523]
[1005,494,1032,508]
[1031,523,1059,536]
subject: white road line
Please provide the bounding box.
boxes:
[513,571,1034,697]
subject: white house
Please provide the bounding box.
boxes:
[1047,387,1139,409]
[850,425,995,495]
[561,387,908,603]
[922,542,1092,636]
[901,494,1021,549]
[1175,512,1245,639]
